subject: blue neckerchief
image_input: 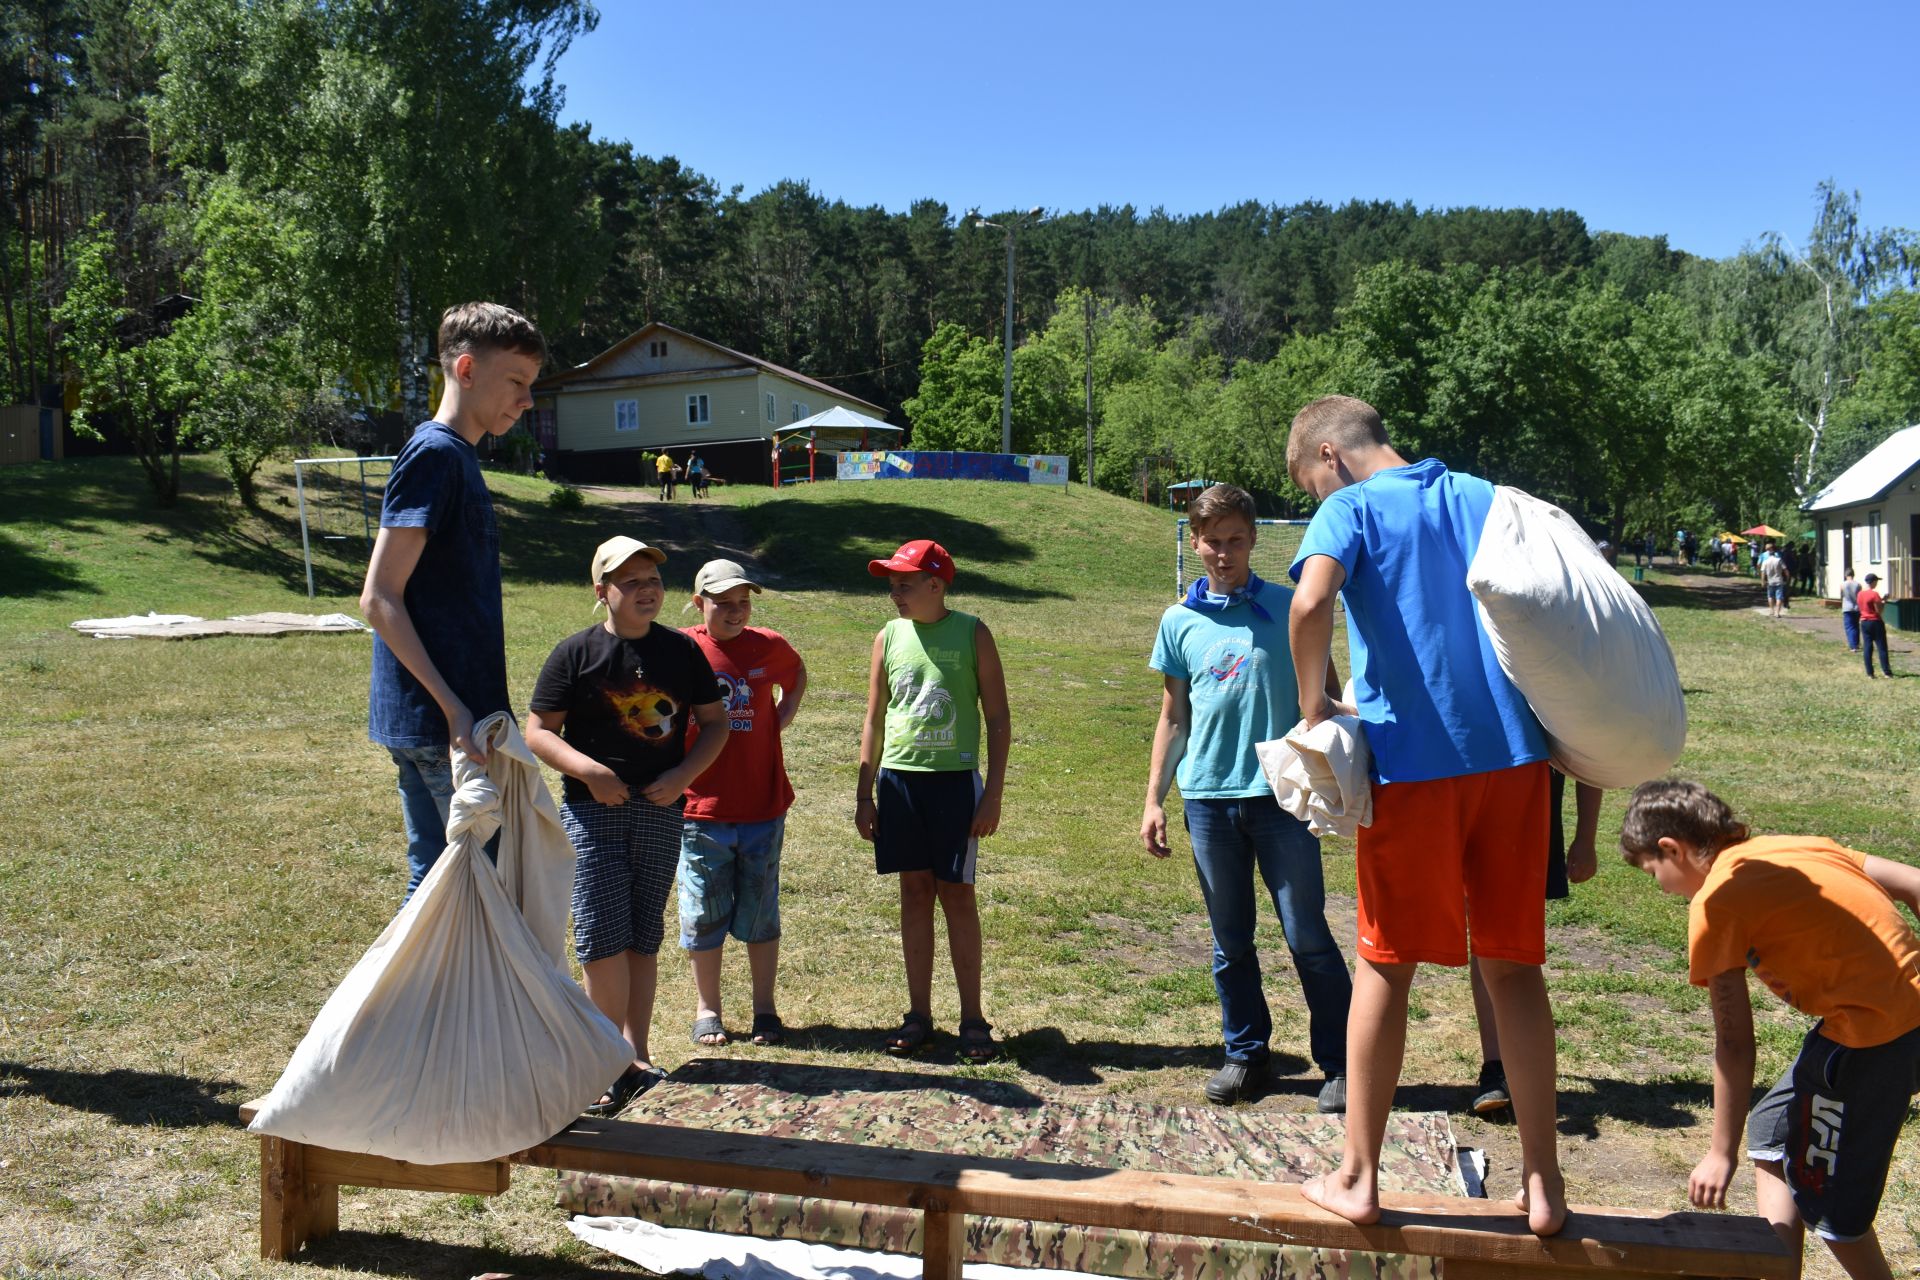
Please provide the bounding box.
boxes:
[1182,572,1272,623]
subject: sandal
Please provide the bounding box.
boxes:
[750,1012,786,1047]
[883,1010,933,1056]
[586,1063,655,1118]
[690,1015,729,1047]
[957,1017,999,1064]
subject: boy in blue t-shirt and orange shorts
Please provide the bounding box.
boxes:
[1286,395,1566,1235]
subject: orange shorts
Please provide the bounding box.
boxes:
[1354,760,1551,967]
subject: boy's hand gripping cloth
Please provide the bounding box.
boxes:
[248,712,632,1163]
[1256,714,1372,839]
[1466,486,1687,789]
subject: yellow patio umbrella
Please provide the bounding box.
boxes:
[1715,531,1748,544]
[1741,524,1787,538]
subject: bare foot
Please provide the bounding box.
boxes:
[1513,1170,1568,1236]
[1301,1169,1382,1226]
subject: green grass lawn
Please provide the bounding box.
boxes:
[0,455,1915,1277]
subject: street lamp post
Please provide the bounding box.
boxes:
[973,207,1043,454]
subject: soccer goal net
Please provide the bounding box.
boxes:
[1173,518,1313,597]
[295,455,395,598]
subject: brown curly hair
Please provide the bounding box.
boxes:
[1619,779,1749,869]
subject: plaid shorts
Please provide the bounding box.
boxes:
[561,794,683,963]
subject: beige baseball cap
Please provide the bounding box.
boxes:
[591,535,667,582]
[693,558,765,596]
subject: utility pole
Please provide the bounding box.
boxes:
[971,208,1044,454]
[1084,292,1095,489]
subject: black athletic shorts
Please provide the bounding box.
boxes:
[873,767,980,884]
[1747,1022,1920,1243]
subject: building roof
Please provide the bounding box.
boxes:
[1803,424,1920,513]
[535,321,886,415]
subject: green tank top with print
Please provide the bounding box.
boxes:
[880,610,980,771]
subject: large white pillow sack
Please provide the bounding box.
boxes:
[1466,486,1686,789]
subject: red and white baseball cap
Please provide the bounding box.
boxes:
[868,539,955,583]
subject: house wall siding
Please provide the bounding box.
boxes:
[557,371,760,453]
[1818,490,1920,597]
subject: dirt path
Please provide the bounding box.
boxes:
[1647,566,1916,656]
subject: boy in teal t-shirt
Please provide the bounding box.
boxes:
[856,540,1012,1063]
[1142,485,1352,1110]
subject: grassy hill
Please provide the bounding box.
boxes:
[0,456,1912,1277]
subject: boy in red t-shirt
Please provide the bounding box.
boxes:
[1621,779,1920,1280]
[1856,573,1892,678]
[679,559,808,1047]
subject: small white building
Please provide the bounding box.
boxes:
[530,322,888,484]
[1803,423,1920,599]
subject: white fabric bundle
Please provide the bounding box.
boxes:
[1256,715,1372,839]
[248,712,631,1163]
[1466,486,1687,789]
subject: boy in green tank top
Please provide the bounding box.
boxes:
[856,539,1012,1062]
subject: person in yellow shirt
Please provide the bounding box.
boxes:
[1621,779,1920,1280]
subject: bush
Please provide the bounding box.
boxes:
[547,484,585,512]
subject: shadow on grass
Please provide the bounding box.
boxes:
[1007,1028,1310,1087]
[1384,1073,1712,1134]
[730,498,1067,602]
[668,1055,1050,1107]
[0,526,98,599]
[303,1231,640,1279]
[0,1059,242,1128]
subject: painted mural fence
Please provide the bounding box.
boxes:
[838,451,1070,486]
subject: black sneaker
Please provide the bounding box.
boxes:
[1315,1074,1348,1114]
[1471,1062,1511,1117]
[1204,1058,1267,1105]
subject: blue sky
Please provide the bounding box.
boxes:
[547,0,1914,261]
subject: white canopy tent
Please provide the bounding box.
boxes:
[773,406,903,484]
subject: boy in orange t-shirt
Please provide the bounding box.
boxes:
[1621,779,1920,1280]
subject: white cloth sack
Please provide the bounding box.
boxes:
[1256,715,1372,838]
[1465,486,1686,789]
[248,712,631,1163]
[567,1215,1097,1280]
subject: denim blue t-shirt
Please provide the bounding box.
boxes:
[367,421,510,748]
[1149,582,1300,799]
[1288,458,1545,785]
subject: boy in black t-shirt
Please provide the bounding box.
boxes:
[528,535,729,1115]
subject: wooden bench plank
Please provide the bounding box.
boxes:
[239,1097,1792,1278]
[518,1119,1793,1278]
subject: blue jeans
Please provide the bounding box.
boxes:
[1843,611,1860,651]
[390,745,497,900]
[1862,618,1892,676]
[1183,795,1352,1073]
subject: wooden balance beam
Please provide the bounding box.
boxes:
[238,1099,1794,1278]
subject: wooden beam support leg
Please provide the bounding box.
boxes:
[260,1135,312,1260]
[922,1208,966,1280]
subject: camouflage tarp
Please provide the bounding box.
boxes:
[559,1060,1463,1280]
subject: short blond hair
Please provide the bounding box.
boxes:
[1287,395,1390,479]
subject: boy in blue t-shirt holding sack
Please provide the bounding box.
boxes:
[1140,484,1352,1111]
[1286,396,1565,1236]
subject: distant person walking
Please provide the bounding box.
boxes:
[1761,545,1789,619]
[1859,574,1893,678]
[1841,569,1863,652]
[656,451,673,502]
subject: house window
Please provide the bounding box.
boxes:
[765,392,776,422]
[1869,511,1882,563]
[649,340,667,358]
[791,401,808,422]
[614,399,638,432]
[687,394,710,425]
